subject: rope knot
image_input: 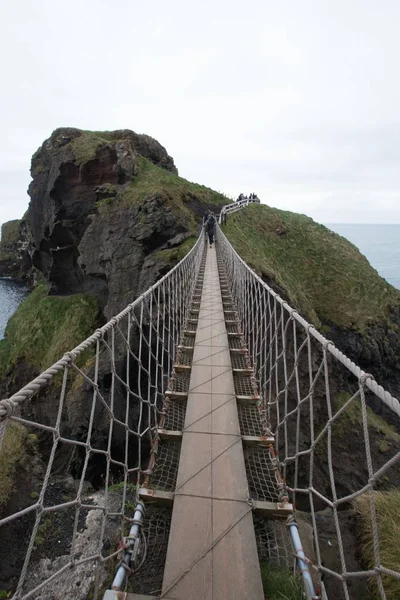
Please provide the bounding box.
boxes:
[360,372,375,386]
[0,399,17,420]
[322,338,334,350]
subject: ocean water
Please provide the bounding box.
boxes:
[327,224,400,289]
[0,278,28,340]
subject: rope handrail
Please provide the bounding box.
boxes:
[0,229,206,599]
[1,201,400,599]
[216,223,400,600]
[217,226,400,418]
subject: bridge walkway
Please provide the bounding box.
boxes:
[160,244,264,599]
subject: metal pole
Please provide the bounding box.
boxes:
[287,520,318,600]
[111,501,146,590]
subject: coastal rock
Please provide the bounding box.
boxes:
[0,218,33,280]
[0,127,226,493]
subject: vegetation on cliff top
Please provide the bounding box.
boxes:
[97,155,227,234]
[0,283,99,377]
[224,204,400,330]
[69,130,125,165]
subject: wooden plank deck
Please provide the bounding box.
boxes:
[161,245,264,600]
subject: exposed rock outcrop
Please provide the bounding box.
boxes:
[25,128,222,319]
[0,218,33,280]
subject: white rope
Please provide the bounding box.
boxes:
[2,213,400,599]
[216,224,400,599]
[1,231,206,599]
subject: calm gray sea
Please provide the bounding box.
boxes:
[0,278,28,340]
[0,224,399,341]
[327,224,400,290]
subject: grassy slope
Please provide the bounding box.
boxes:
[0,283,99,377]
[69,130,227,234]
[354,491,400,599]
[0,422,27,507]
[224,204,400,330]
[97,155,227,235]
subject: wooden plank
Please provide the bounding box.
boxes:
[138,487,174,506]
[253,500,293,518]
[165,390,188,403]
[242,434,275,447]
[162,245,264,600]
[103,592,157,600]
[236,394,260,403]
[158,429,183,440]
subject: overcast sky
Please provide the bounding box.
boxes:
[1,0,400,225]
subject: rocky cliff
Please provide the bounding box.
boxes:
[0,218,32,280]
[0,126,227,493]
[26,127,224,320]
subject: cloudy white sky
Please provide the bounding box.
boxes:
[1,0,400,224]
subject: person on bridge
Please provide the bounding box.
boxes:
[205,212,216,247]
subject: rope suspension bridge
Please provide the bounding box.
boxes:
[1,199,400,600]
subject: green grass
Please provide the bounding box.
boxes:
[260,564,304,599]
[69,132,114,165]
[66,130,227,233]
[225,205,400,330]
[117,156,227,231]
[331,392,400,447]
[0,421,27,508]
[0,283,99,376]
[354,491,400,599]
[153,236,197,264]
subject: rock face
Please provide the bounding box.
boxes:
[27,128,185,318]
[0,219,32,280]
[0,126,226,488]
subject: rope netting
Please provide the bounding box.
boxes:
[217,226,400,600]
[0,232,205,599]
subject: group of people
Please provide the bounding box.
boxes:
[203,210,217,247]
[236,193,259,202]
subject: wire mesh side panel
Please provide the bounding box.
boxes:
[127,505,172,597]
[217,226,400,600]
[254,515,293,570]
[0,233,205,600]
